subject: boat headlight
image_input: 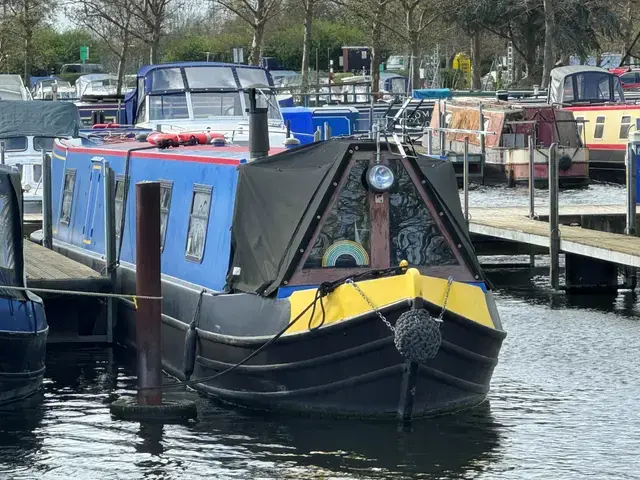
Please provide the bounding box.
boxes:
[23,184,31,192]
[366,164,395,192]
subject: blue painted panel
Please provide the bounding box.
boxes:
[51,145,239,291]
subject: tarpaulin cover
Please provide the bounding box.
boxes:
[548,66,623,104]
[228,139,487,296]
[0,165,27,300]
[412,88,451,100]
[0,100,81,138]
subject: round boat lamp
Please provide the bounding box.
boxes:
[366,164,395,192]
[23,184,31,192]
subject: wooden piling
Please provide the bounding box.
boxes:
[528,135,535,219]
[135,181,162,406]
[548,143,560,290]
[42,152,53,250]
[625,141,637,288]
[104,163,116,344]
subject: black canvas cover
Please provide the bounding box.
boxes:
[0,165,27,300]
[229,140,487,296]
[0,100,81,138]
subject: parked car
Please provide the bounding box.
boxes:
[609,67,640,91]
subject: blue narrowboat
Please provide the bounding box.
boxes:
[36,97,505,419]
[0,166,48,405]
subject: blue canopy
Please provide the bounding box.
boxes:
[412,88,452,99]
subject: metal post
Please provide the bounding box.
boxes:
[135,181,162,406]
[117,99,121,124]
[286,119,291,139]
[0,141,5,165]
[528,135,535,219]
[42,151,52,250]
[439,101,446,154]
[427,129,433,155]
[479,105,485,157]
[104,163,117,344]
[625,141,637,289]
[247,88,270,160]
[549,143,560,290]
[463,137,470,224]
[314,126,322,142]
[324,122,331,140]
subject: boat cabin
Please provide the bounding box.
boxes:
[123,62,286,142]
[548,66,625,105]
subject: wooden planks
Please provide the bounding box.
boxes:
[469,205,640,268]
[24,241,100,281]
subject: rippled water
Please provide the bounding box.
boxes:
[2,183,640,479]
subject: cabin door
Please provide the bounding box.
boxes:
[82,160,103,246]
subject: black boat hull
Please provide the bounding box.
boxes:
[0,329,48,406]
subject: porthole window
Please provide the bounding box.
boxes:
[619,115,632,139]
[59,168,76,225]
[114,174,128,240]
[159,180,173,251]
[594,116,605,139]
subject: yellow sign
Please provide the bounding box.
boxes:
[452,53,472,87]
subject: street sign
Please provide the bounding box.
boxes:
[80,46,89,63]
[232,47,244,64]
[379,63,385,73]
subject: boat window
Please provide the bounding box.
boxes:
[304,160,370,269]
[621,72,636,84]
[191,92,243,118]
[620,115,632,139]
[185,184,212,263]
[388,160,457,267]
[1,137,27,152]
[34,136,54,151]
[159,180,173,251]
[242,91,282,121]
[149,93,189,121]
[59,169,76,225]
[562,77,574,102]
[236,68,271,88]
[0,192,15,270]
[150,68,185,91]
[114,175,128,240]
[185,67,237,89]
[574,72,623,102]
[33,164,42,184]
[575,116,584,137]
[594,116,605,139]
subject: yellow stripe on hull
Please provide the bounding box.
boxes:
[287,268,495,333]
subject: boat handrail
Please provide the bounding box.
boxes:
[424,126,497,135]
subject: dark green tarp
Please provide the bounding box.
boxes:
[0,100,81,138]
[228,139,486,296]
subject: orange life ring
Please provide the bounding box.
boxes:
[147,132,180,148]
[176,131,225,145]
[92,123,121,129]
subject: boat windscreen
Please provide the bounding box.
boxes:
[243,90,282,121]
[1,137,27,151]
[34,136,54,151]
[149,93,189,120]
[564,72,624,102]
[0,191,15,270]
[185,67,237,89]
[191,91,243,117]
[236,68,271,88]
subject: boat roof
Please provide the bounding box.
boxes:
[550,65,611,80]
[0,100,81,138]
[137,62,267,78]
[78,73,118,82]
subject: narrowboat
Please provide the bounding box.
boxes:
[426,99,589,188]
[0,165,48,405]
[548,65,640,182]
[0,101,82,213]
[38,117,505,420]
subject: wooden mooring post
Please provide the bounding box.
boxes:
[549,143,560,290]
[528,134,535,267]
[135,181,162,406]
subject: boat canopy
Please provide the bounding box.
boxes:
[412,88,452,100]
[125,62,281,125]
[0,100,81,138]
[0,165,27,300]
[228,139,484,295]
[548,66,625,104]
[75,73,119,98]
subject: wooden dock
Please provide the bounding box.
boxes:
[24,241,112,343]
[469,205,640,268]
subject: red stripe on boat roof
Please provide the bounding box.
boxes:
[584,143,626,150]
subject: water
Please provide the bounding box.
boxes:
[3,183,640,479]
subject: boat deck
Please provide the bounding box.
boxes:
[469,205,640,267]
[25,241,101,283]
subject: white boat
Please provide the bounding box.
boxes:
[0,75,32,101]
[75,74,119,99]
[0,101,81,213]
[128,62,289,147]
[32,78,76,100]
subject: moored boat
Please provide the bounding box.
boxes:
[38,124,505,420]
[0,165,48,405]
[426,98,589,188]
[548,65,640,183]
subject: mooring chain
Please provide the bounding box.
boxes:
[345,279,395,332]
[346,275,455,329]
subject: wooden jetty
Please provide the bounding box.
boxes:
[25,241,112,343]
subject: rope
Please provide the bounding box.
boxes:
[1,285,161,309]
[138,266,405,392]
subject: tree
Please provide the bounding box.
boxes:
[70,0,135,94]
[130,0,177,64]
[216,0,283,65]
[300,0,316,91]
